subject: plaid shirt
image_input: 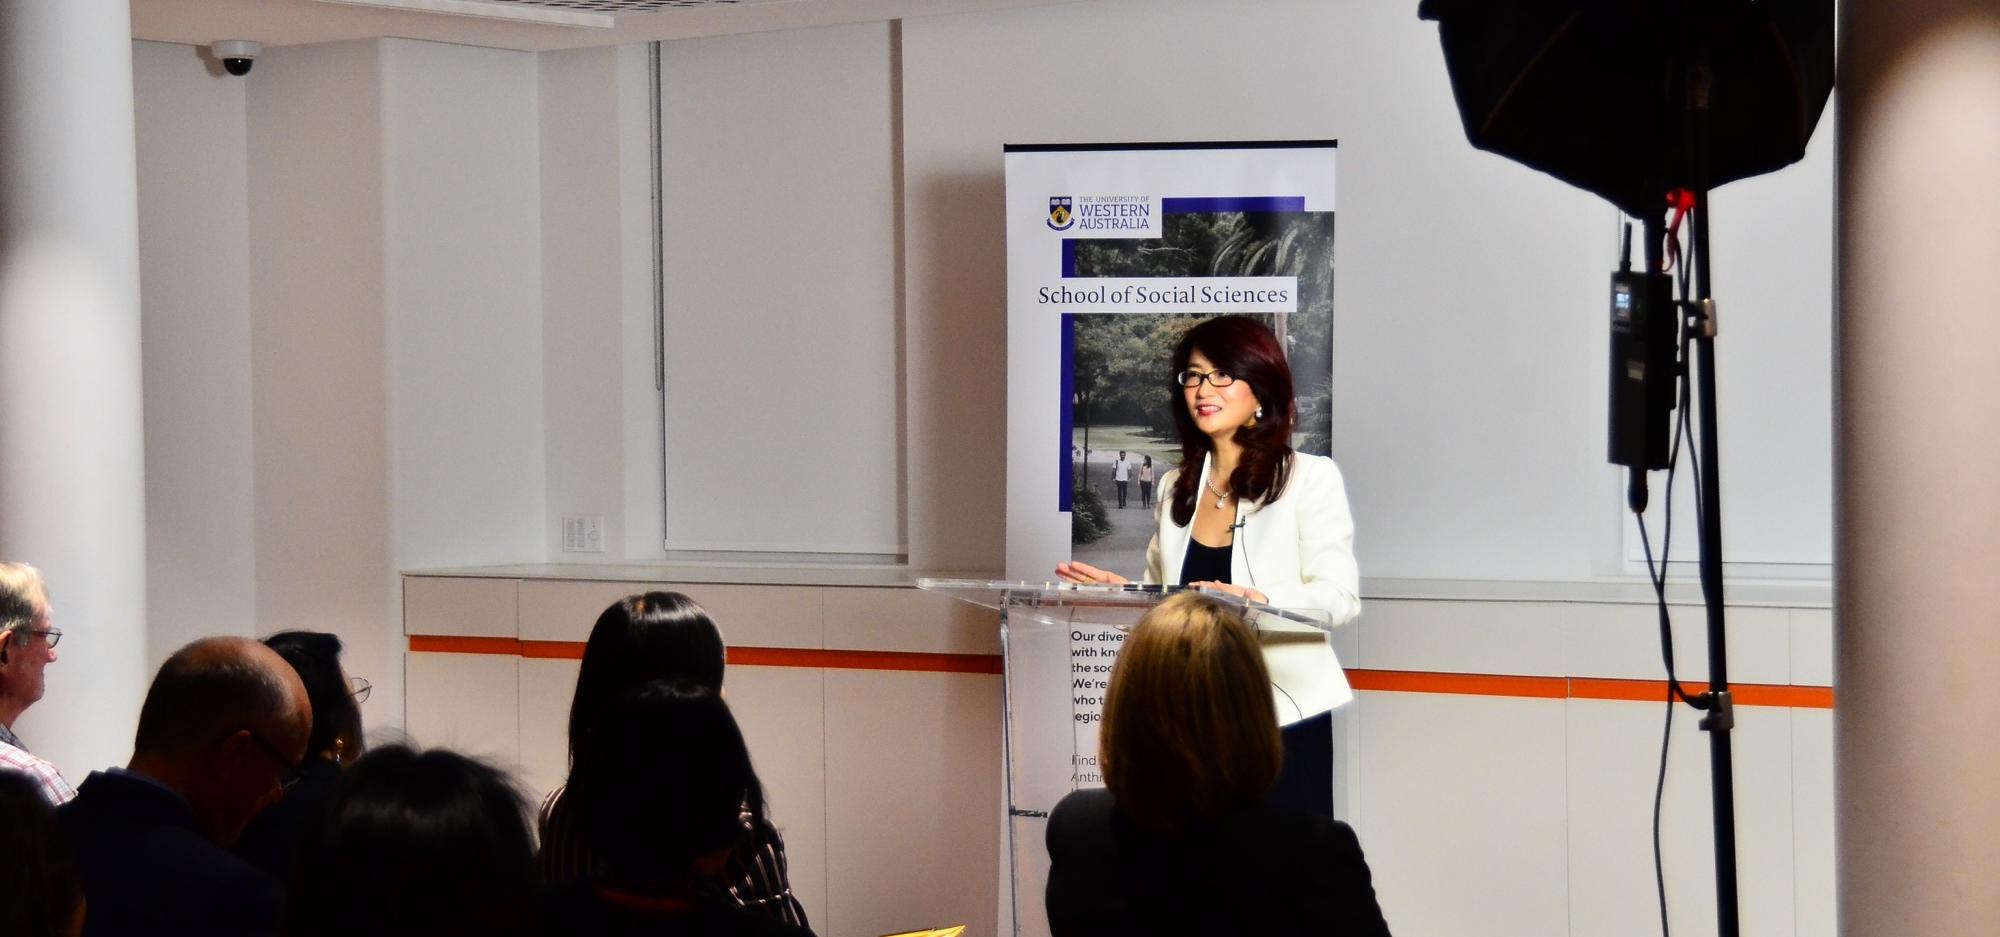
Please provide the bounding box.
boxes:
[0,724,77,805]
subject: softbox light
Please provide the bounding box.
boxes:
[1418,0,1834,218]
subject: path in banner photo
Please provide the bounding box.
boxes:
[1070,425,1177,575]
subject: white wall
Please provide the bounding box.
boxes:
[539,46,635,561]
[614,44,667,562]
[144,36,551,734]
[1631,113,1838,572]
[381,39,549,572]
[245,39,404,724]
[133,40,257,663]
[657,23,904,555]
[523,43,665,565]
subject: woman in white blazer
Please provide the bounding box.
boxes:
[1056,314,1359,816]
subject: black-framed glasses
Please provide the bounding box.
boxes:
[28,628,60,649]
[246,731,305,794]
[1176,368,1237,389]
[348,676,371,704]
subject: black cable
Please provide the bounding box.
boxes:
[1652,656,1676,937]
[1234,517,1256,590]
[1631,219,1705,937]
[1676,247,1706,530]
[1642,248,1699,709]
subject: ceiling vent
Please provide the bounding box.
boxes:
[311,0,765,29]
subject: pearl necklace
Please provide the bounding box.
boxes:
[1204,479,1231,510]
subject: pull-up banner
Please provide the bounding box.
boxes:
[1003,142,1339,581]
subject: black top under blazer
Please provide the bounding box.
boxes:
[1044,787,1393,937]
[58,770,283,937]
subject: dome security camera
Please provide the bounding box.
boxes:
[212,40,261,76]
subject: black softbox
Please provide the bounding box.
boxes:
[1418,0,1834,218]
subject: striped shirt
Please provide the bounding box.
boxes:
[537,786,810,930]
[0,726,76,806]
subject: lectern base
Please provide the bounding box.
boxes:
[1273,710,1335,818]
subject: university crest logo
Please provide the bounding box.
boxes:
[1047,197,1074,231]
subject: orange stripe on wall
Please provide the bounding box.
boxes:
[1569,676,1682,703]
[413,636,1002,675]
[410,637,1826,705]
[1357,671,1834,709]
[1347,669,1568,700]
[521,641,584,660]
[1722,683,1835,708]
[1567,677,1834,708]
[407,635,523,656]
[730,646,1005,675]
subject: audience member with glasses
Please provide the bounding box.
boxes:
[1054,314,1362,818]
[57,636,311,936]
[237,630,371,883]
[0,562,74,806]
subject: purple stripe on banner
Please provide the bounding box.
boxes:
[1061,239,1078,277]
[1060,314,1075,513]
[1162,196,1306,213]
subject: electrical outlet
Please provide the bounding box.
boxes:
[561,514,605,553]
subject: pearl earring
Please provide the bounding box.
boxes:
[1254,406,1264,420]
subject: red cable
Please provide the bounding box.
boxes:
[1663,188,1695,272]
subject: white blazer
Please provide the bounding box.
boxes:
[1142,451,1362,720]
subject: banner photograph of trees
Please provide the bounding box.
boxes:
[1068,209,1336,574]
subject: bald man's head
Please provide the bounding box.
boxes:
[128,637,312,844]
[134,637,310,760]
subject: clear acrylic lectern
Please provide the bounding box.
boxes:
[916,579,1346,937]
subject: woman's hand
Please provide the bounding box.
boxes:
[1189,581,1269,605]
[1055,561,1130,586]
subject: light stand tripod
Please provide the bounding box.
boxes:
[1687,63,1743,937]
[1664,52,1743,937]
[1420,5,1837,933]
[1628,49,1745,937]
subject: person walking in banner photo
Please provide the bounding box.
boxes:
[1111,451,1132,508]
[1138,455,1155,509]
[1054,314,1361,817]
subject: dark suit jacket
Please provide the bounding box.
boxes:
[57,770,281,937]
[1045,787,1392,937]
[235,755,340,885]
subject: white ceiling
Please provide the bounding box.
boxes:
[131,0,1088,52]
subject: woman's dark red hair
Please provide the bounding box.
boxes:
[1168,315,1296,527]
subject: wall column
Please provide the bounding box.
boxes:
[0,1,150,774]
[1837,5,2000,935]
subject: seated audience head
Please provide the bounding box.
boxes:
[0,562,59,727]
[262,630,365,766]
[567,591,725,765]
[128,636,311,844]
[0,770,83,937]
[568,681,754,889]
[1100,591,1282,833]
[287,745,535,937]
